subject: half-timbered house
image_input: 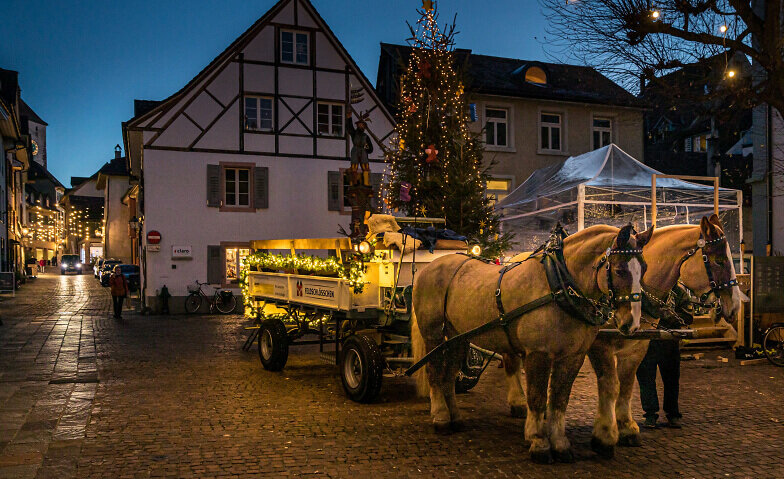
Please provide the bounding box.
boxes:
[123,0,394,312]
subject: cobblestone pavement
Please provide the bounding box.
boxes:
[1,273,783,478]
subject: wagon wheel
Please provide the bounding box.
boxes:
[455,346,485,393]
[258,317,289,371]
[763,324,784,367]
[340,334,384,403]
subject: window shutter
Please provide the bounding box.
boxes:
[684,138,692,152]
[254,167,269,209]
[328,171,341,211]
[370,173,383,211]
[206,164,221,207]
[207,245,222,285]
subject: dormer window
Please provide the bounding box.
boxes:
[525,66,547,84]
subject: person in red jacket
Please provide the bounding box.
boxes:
[109,266,129,319]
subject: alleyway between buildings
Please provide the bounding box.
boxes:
[1,273,783,478]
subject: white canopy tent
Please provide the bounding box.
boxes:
[496,144,743,253]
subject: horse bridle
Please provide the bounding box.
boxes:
[595,247,644,307]
[678,234,737,307]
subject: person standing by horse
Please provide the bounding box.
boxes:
[109,265,129,319]
[636,284,693,429]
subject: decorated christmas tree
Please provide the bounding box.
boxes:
[386,2,511,258]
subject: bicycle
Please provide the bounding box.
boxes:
[763,323,784,367]
[185,280,237,314]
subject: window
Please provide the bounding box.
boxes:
[485,108,508,147]
[244,96,273,131]
[281,30,309,65]
[592,117,612,149]
[224,168,250,207]
[540,113,562,151]
[525,66,547,84]
[486,177,512,205]
[317,103,344,136]
[225,247,250,284]
[693,134,708,152]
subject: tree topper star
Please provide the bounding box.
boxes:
[422,0,434,12]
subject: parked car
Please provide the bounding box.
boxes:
[60,254,83,275]
[116,264,140,292]
[99,260,122,286]
[94,257,106,278]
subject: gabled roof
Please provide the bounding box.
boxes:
[127,0,392,128]
[18,98,47,126]
[98,156,130,176]
[27,161,63,188]
[378,43,644,109]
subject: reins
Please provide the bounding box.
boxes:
[406,225,642,377]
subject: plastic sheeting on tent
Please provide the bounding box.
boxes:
[496,144,743,253]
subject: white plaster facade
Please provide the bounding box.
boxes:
[124,0,394,310]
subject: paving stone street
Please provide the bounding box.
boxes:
[0,272,783,478]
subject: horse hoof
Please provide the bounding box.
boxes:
[553,448,575,463]
[510,405,526,418]
[449,420,465,432]
[433,422,452,435]
[530,449,553,464]
[618,433,642,447]
[590,436,615,459]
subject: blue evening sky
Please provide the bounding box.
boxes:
[0,0,549,185]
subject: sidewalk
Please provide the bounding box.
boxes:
[0,273,106,479]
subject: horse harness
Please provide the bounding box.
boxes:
[641,233,737,327]
[405,226,644,376]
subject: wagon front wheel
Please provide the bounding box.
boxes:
[258,318,289,371]
[340,334,383,403]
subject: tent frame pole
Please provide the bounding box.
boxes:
[577,184,585,231]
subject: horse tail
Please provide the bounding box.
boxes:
[410,309,430,398]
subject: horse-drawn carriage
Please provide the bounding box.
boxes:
[243,217,489,403]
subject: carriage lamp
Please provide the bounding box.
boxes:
[470,245,482,256]
[651,10,660,19]
[358,240,373,255]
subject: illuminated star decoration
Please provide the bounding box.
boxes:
[425,144,439,163]
[417,205,427,216]
[422,0,434,12]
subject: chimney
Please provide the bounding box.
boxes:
[114,144,122,159]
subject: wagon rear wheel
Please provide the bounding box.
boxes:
[258,318,289,371]
[340,334,383,403]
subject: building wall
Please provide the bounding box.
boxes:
[72,178,102,198]
[104,176,132,262]
[142,149,354,301]
[28,120,46,168]
[470,95,644,188]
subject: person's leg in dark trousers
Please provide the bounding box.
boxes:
[658,339,682,423]
[636,342,661,424]
[112,295,123,318]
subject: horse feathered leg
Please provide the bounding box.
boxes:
[587,342,620,458]
[410,311,430,398]
[442,340,467,430]
[616,341,648,447]
[524,352,552,464]
[503,353,526,418]
[547,352,586,463]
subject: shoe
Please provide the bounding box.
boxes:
[666,417,682,429]
[643,417,657,429]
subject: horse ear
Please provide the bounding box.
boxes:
[635,226,655,248]
[708,213,724,234]
[614,224,633,248]
[700,216,712,237]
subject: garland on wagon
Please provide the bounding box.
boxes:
[239,252,367,316]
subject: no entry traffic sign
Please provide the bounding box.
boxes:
[147,230,162,244]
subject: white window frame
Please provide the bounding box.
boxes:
[539,111,564,154]
[224,167,251,208]
[484,107,509,147]
[693,134,708,152]
[244,96,273,132]
[280,29,309,66]
[317,103,344,137]
[592,116,613,149]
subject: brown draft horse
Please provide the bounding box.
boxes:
[501,215,742,456]
[411,224,651,464]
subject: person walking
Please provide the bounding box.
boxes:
[38,258,45,273]
[109,266,129,319]
[636,285,693,429]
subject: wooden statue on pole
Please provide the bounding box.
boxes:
[346,109,374,241]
